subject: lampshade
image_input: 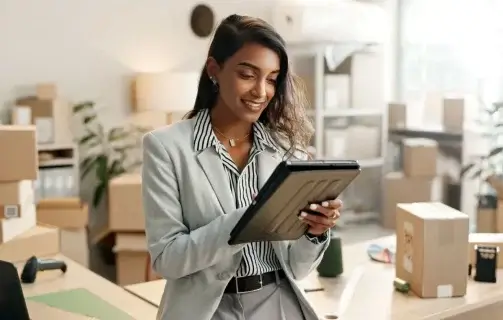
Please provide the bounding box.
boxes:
[134,71,200,112]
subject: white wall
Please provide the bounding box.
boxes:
[0,0,274,125]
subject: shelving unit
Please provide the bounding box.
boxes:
[35,143,79,202]
[288,43,387,225]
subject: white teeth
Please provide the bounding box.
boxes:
[244,100,262,109]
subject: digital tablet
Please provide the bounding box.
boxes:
[228,160,361,245]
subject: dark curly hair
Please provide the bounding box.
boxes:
[186,14,313,155]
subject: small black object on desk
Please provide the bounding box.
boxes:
[472,245,498,283]
[20,256,67,284]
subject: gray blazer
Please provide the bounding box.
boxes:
[142,117,329,320]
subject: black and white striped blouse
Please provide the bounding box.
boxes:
[193,109,282,277]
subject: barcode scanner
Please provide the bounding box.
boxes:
[20,256,67,284]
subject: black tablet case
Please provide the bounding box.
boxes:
[229,160,361,245]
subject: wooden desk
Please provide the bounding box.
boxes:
[18,254,158,319]
[125,236,503,319]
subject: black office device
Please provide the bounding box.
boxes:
[473,245,498,283]
[228,160,361,245]
[21,256,67,284]
[0,260,30,320]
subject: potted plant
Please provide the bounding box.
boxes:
[461,101,503,185]
[73,101,150,265]
[73,101,149,209]
[461,100,503,230]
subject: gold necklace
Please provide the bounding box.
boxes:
[212,126,251,147]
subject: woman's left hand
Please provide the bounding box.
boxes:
[299,199,343,236]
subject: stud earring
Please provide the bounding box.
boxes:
[210,76,217,85]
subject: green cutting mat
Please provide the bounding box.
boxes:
[27,288,135,320]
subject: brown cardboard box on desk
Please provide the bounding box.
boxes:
[396,202,469,298]
[0,225,60,263]
[113,233,161,286]
[36,198,89,267]
[0,125,38,181]
[402,138,438,178]
[108,173,144,231]
[0,182,37,244]
[382,172,443,229]
[0,180,33,219]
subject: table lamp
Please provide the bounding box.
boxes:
[133,71,200,113]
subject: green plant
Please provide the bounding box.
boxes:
[73,101,149,208]
[461,101,503,180]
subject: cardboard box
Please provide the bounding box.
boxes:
[60,228,89,267]
[109,173,143,231]
[0,225,60,263]
[14,97,72,145]
[0,197,36,243]
[381,172,443,229]
[402,138,438,177]
[498,201,503,233]
[468,233,503,268]
[478,208,496,233]
[36,198,88,229]
[36,83,58,100]
[0,125,38,181]
[396,202,469,298]
[113,233,161,286]
[388,103,407,129]
[0,180,34,219]
[443,98,464,132]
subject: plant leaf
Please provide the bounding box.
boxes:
[96,155,108,181]
[83,115,97,124]
[108,127,126,140]
[73,101,94,113]
[108,159,125,176]
[92,182,107,208]
[488,147,503,158]
[79,156,98,180]
[470,169,483,179]
[78,132,97,146]
[460,163,476,177]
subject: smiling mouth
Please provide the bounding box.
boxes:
[242,99,266,110]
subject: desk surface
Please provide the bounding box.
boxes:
[18,254,158,319]
[125,236,503,320]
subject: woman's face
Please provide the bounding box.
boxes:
[209,42,280,123]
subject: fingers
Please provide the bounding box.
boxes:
[307,203,341,219]
[299,211,336,228]
[322,199,343,210]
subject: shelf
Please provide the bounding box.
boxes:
[39,158,74,168]
[38,143,74,152]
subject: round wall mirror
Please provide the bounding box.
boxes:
[190,4,215,38]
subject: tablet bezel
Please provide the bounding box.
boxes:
[228,160,361,245]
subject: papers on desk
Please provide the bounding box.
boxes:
[26,300,95,319]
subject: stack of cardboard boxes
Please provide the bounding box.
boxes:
[0,125,60,263]
[12,83,72,145]
[36,198,90,267]
[382,138,442,228]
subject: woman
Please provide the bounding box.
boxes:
[142,14,342,320]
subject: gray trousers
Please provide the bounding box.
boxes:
[212,278,306,320]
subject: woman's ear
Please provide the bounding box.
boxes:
[206,57,220,81]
